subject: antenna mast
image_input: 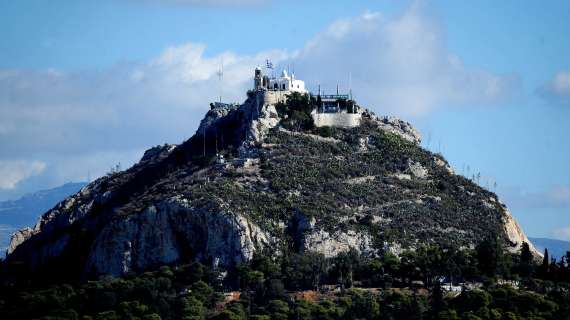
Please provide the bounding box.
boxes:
[216,58,224,103]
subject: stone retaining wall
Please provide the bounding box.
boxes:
[312,112,362,128]
[262,90,289,105]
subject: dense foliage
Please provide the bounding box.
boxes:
[260,122,502,248]
[2,242,570,319]
[275,92,317,131]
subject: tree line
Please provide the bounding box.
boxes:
[2,238,570,319]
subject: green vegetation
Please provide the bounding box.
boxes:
[256,122,502,248]
[2,244,570,319]
[274,92,357,132]
[275,92,316,131]
[0,263,221,319]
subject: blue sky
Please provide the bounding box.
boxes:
[0,0,569,240]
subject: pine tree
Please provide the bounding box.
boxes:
[476,237,502,277]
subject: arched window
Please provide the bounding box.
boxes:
[282,84,286,90]
[274,83,278,89]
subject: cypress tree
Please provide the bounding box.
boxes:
[476,237,501,277]
[519,242,534,277]
[540,248,550,278]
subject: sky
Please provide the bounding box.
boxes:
[0,0,569,240]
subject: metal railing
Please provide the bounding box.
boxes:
[310,93,350,100]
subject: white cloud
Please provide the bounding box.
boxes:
[552,227,570,241]
[0,161,46,190]
[291,4,518,116]
[0,44,289,159]
[538,71,570,105]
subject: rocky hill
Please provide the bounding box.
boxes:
[0,182,86,256]
[5,91,537,281]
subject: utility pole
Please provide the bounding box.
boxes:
[215,130,218,154]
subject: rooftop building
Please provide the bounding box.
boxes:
[253,67,307,93]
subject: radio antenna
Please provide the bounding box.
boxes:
[216,58,224,103]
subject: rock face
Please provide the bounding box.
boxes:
[140,144,177,163]
[6,90,538,280]
[502,207,539,255]
[6,228,33,256]
[85,197,270,276]
[304,229,374,258]
[287,211,373,258]
[366,112,422,144]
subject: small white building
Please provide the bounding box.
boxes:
[254,67,307,93]
[441,283,463,292]
[268,69,307,93]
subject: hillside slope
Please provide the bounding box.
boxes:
[0,182,86,255]
[5,91,537,281]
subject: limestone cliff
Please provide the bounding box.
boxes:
[84,197,271,276]
[6,91,538,280]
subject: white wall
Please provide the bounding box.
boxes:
[312,113,362,128]
[268,77,307,93]
[262,91,288,105]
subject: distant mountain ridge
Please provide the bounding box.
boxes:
[0,182,87,256]
[529,237,570,259]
